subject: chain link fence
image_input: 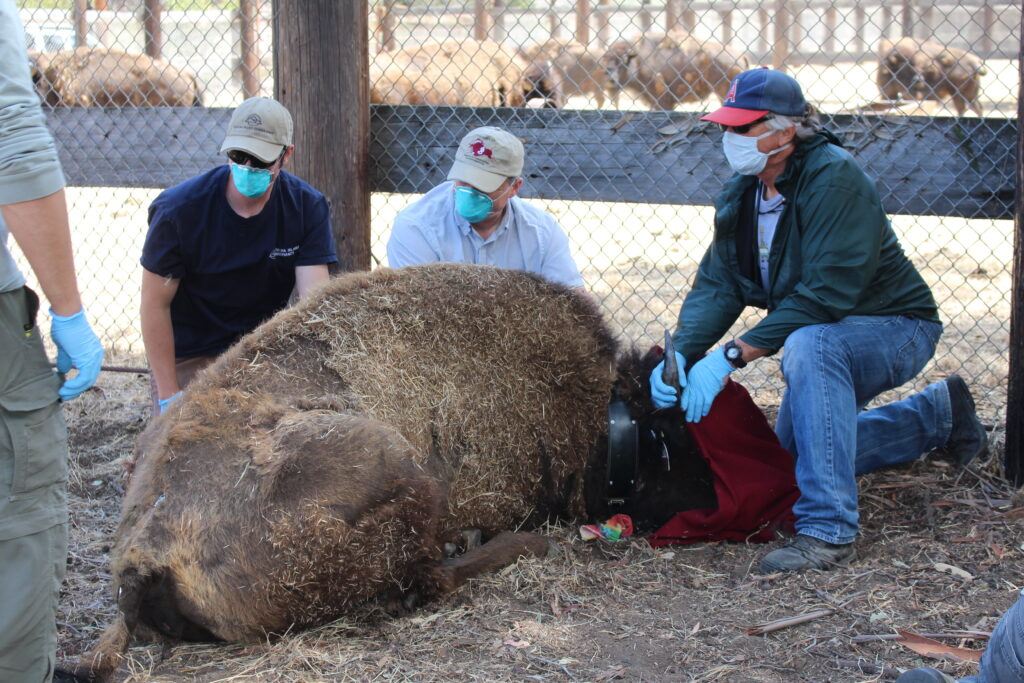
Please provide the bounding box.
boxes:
[10,0,1020,423]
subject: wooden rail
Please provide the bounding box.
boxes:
[44,106,1015,220]
[373,0,1019,60]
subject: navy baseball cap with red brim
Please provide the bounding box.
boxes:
[701,67,806,127]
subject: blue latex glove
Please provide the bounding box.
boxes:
[49,308,104,401]
[649,351,688,409]
[681,347,734,423]
[158,391,182,414]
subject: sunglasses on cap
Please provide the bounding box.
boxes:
[226,149,282,170]
[720,115,772,135]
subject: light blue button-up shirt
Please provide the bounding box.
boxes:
[386,182,584,288]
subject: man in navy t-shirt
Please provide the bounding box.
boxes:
[140,96,337,414]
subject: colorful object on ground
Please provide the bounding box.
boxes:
[580,513,634,542]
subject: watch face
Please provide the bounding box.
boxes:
[726,346,741,361]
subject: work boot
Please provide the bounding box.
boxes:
[895,668,957,683]
[758,534,856,573]
[944,374,988,467]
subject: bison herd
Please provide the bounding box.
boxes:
[31,35,989,115]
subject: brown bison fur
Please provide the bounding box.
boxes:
[29,48,202,108]
[371,40,527,107]
[69,265,636,681]
[518,39,616,109]
[601,32,748,110]
[877,38,986,116]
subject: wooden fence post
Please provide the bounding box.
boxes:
[772,0,790,71]
[900,0,913,38]
[274,0,371,272]
[853,4,865,54]
[73,0,88,48]
[980,0,995,56]
[721,5,733,46]
[1006,12,1024,486]
[681,0,696,34]
[576,0,590,47]
[239,0,261,98]
[665,0,677,32]
[143,0,162,59]
[596,0,611,49]
[474,0,490,41]
[824,5,837,54]
[492,0,507,43]
[639,0,652,32]
[377,1,396,52]
[546,0,561,39]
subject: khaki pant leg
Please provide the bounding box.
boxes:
[0,520,68,683]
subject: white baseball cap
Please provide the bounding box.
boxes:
[220,97,293,163]
[447,127,524,193]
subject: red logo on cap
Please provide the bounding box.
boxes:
[724,79,738,104]
[469,139,493,159]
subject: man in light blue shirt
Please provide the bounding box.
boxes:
[386,126,584,289]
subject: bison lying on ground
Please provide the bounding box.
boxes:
[518,39,616,109]
[68,265,714,681]
[30,48,203,107]
[601,33,748,110]
[877,38,986,116]
[371,40,527,107]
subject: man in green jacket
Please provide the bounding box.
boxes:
[650,67,987,573]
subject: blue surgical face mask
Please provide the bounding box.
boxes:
[453,185,495,224]
[722,130,790,176]
[230,162,274,198]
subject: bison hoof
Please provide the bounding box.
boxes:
[443,542,459,558]
[402,592,419,612]
[545,539,561,560]
[53,668,93,683]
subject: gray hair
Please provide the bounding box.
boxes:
[766,105,821,141]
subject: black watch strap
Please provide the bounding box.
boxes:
[724,340,747,369]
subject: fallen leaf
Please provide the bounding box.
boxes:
[991,544,1006,559]
[934,562,974,582]
[897,630,982,663]
[690,621,701,635]
[550,595,563,618]
[503,637,531,649]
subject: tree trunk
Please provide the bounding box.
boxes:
[1006,8,1024,486]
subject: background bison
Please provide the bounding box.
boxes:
[518,39,615,109]
[877,38,986,116]
[371,39,527,107]
[69,265,713,681]
[30,48,203,107]
[601,32,748,111]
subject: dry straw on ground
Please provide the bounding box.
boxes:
[59,341,1020,682]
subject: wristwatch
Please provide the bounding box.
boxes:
[723,340,747,369]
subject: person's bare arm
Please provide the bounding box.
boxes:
[140,268,181,400]
[295,264,330,300]
[2,189,82,316]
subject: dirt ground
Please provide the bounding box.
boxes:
[57,360,1021,683]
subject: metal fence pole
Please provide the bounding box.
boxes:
[900,0,913,38]
[493,0,507,43]
[274,0,371,272]
[1007,17,1024,486]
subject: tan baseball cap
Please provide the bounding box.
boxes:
[447,127,524,193]
[220,97,294,163]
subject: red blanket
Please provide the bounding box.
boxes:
[648,380,799,547]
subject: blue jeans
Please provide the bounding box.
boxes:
[775,315,947,544]
[961,590,1024,682]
